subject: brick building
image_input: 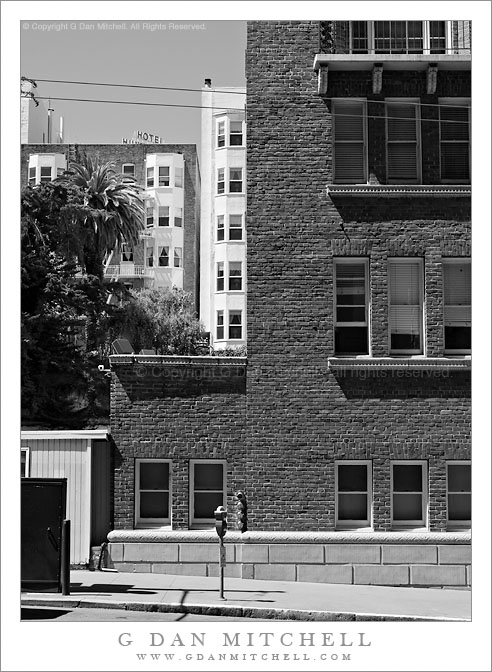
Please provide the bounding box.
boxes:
[21,143,201,303]
[107,21,472,586]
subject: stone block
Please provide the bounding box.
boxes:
[438,545,471,564]
[112,562,135,572]
[124,543,178,563]
[108,543,124,562]
[325,544,381,564]
[132,563,152,573]
[269,544,324,564]
[410,565,466,586]
[241,563,254,579]
[151,563,207,576]
[237,544,269,563]
[382,545,437,564]
[179,543,234,563]
[254,564,296,582]
[298,564,353,584]
[354,565,409,586]
[207,563,242,578]
[466,565,471,586]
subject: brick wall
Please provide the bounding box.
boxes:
[245,21,471,532]
[110,359,246,529]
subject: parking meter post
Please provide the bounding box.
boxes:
[214,506,227,600]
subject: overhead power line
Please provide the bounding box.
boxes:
[25,78,246,96]
[34,96,244,112]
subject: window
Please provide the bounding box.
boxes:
[391,461,427,527]
[229,214,243,241]
[158,166,170,187]
[333,100,367,184]
[229,310,242,339]
[217,168,225,194]
[174,247,183,268]
[121,243,133,262]
[174,207,183,228]
[216,311,224,340]
[158,246,169,267]
[229,168,243,193]
[334,259,369,355]
[386,100,420,183]
[439,102,470,183]
[336,461,372,528]
[429,21,447,54]
[158,205,169,227]
[389,259,423,354]
[447,462,471,526]
[175,167,184,188]
[40,166,52,183]
[228,262,242,291]
[443,259,471,354]
[230,121,243,145]
[122,164,135,178]
[146,167,154,188]
[135,459,171,527]
[146,246,154,268]
[190,460,226,527]
[146,204,154,227]
[217,120,225,148]
[217,215,225,241]
[21,448,30,477]
[346,21,450,55]
[216,262,224,291]
[28,167,36,185]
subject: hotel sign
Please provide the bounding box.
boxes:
[122,129,164,144]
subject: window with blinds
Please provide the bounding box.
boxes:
[443,259,471,353]
[334,259,369,354]
[389,259,423,354]
[333,100,367,184]
[439,102,470,183]
[386,101,420,183]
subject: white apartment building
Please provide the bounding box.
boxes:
[200,82,247,349]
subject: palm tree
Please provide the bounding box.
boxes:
[56,153,144,278]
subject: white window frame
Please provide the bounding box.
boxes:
[442,258,471,355]
[40,166,53,183]
[146,202,155,227]
[335,460,372,529]
[175,166,184,188]
[21,447,30,477]
[216,310,224,340]
[146,166,154,188]
[446,460,471,528]
[217,168,225,195]
[122,163,135,178]
[349,21,451,55]
[217,119,226,148]
[391,460,428,528]
[385,98,421,184]
[228,310,243,340]
[121,243,133,262]
[439,98,471,184]
[229,120,244,146]
[332,99,368,185]
[189,459,227,528]
[28,167,36,185]
[146,245,154,268]
[334,257,370,355]
[229,167,243,193]
[217,215,225,241]
[158,165,170,187]
[158,205,169,227]
[216,262,225,291]
[174,206,183,228]
[174,247,183,268]
[228,261,243,291]
[158,246,169,267]
[229,214,243,241]
[135,459,171,528]
[388,257,424,355]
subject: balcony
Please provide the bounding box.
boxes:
[105,264,153,279]
[315,21,471,76]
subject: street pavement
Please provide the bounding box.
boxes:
[21,569,471,621]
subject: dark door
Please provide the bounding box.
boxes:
[21,478,67,592]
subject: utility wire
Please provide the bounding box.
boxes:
[25,78,246,96]
[33,96,468,124]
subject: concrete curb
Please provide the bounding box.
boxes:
[20,596,469,622]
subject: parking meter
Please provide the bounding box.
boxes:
[215,506,227,539]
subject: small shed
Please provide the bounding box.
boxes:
[21,429,112,565]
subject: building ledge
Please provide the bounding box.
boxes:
[313,53,471,72]
[110,354,247,366]
[327,184,471,197]
[328,356,471,372]
[108,529,471,545]
[21,428,110,440]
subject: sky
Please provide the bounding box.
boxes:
[20,19,246,145]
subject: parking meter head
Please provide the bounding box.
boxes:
[214,506,227,538]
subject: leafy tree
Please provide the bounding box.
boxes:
[111,288,208,355]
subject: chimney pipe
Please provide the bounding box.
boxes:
[204,78,212,88]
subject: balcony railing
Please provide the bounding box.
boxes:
[319,21,471,56]
[105,264,152,279]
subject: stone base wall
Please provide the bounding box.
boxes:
[107,531,470,588]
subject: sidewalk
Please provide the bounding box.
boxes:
[21,569,471,621]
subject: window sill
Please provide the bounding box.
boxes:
[328,356,471,372]
[327,184,471,197]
